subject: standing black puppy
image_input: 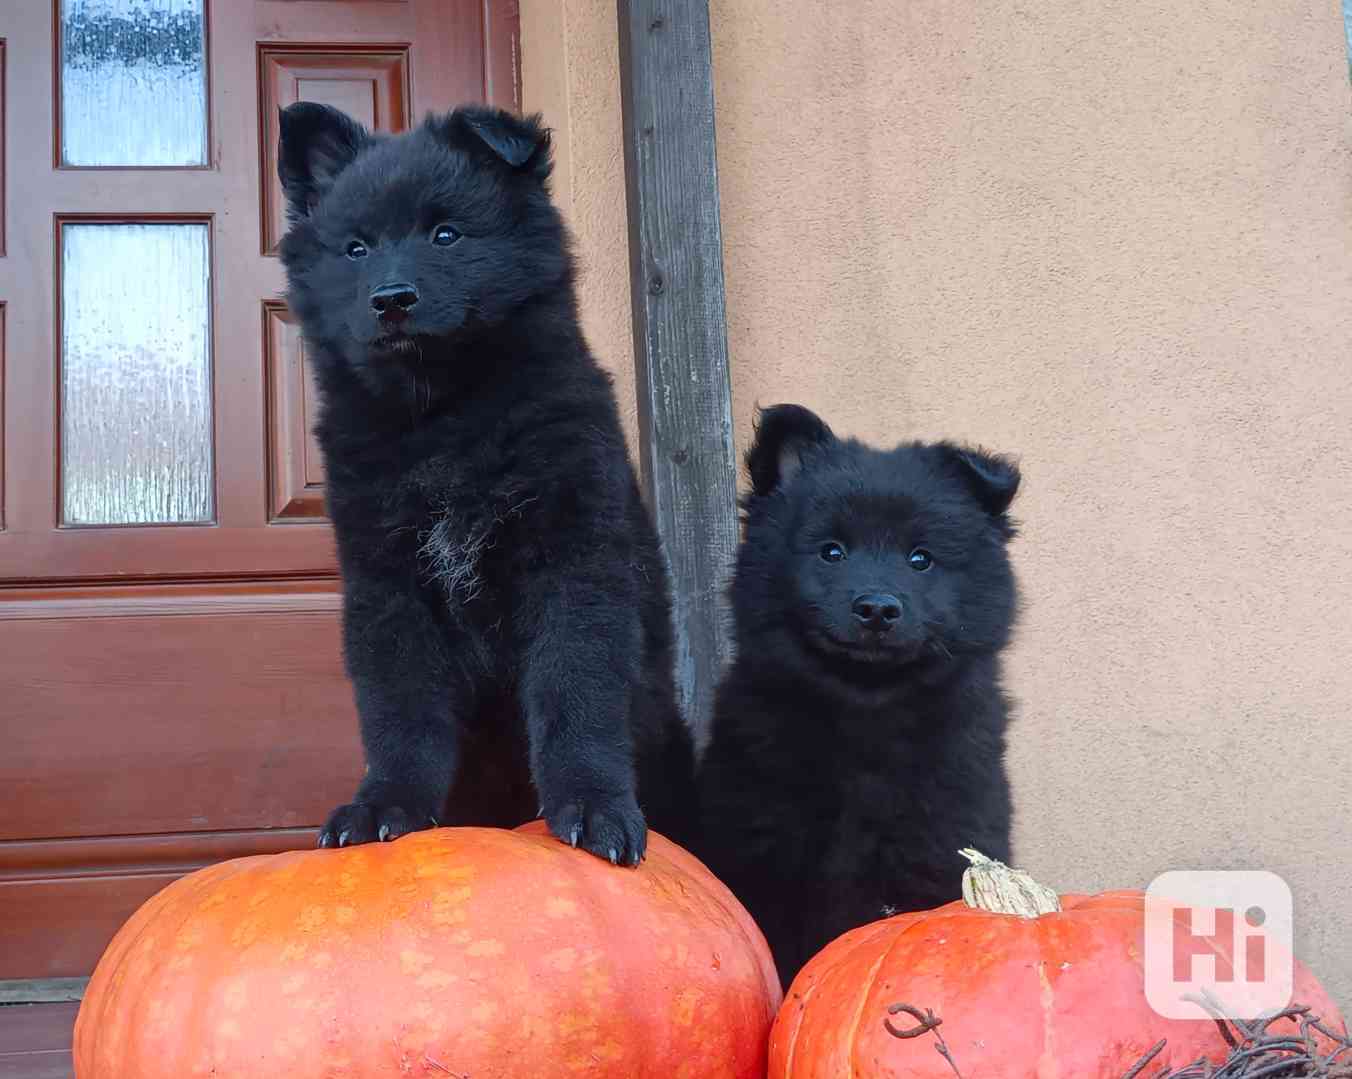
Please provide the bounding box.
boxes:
[696,405,1019,986]
[278,103,692,865]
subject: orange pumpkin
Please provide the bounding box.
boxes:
[770,852,1344,1079]
[75,822,780,1078]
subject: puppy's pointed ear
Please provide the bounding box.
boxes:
[445,107,553,181]
[746,405,835,497]
[278,103,369,222]
[940,443,1021,518]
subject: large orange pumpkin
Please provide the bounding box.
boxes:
[770,852,1344,1078]
[75,822,780,1078]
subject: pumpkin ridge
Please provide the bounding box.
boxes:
[846,950,890,1078]
[164,856,279,1069]
[845,907,947,1075]
[650,833,782,1074]
[124,862,240,1065]
[684,852,781,1011]
[1032,910,1062,1079]
[1061,891,1142,913]
[596,852,642,1064]
[780,963,819,1077]
[557,825,651,1073]
[805,911,920,990]
[73,862,187,1067]
[91,855,261,1073]
[776,922,891,1076]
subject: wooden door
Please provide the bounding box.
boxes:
[0,0,520,980]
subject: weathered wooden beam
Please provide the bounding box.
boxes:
[617,0,738,750]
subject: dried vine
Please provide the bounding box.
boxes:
[1121,993,1352,1079]
[884,1002,965,1078]
[880,995,1352,1079]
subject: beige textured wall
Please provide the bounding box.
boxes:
[523,0,1352,1004]
[520,0,638,444]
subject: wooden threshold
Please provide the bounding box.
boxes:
[0,983,85,1006]
[0,1002,76,1079]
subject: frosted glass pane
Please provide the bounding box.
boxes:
[62,224,214,525]
[61,0,208,167]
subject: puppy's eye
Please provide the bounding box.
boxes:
[908,548,934,572]
[820,542,847,563]
[345,240,368,259]
[431,224,462,246]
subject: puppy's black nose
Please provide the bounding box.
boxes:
[370,283,419,321]
[852,593,902,632]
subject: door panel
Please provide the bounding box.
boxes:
[0,305,6,531]
[258,43,412,253]
[0,40,7,256]
[1,830,314,980]
[1,585,357,842]
[263,301,326,521]
[0,0,520,979]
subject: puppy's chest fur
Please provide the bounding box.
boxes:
[415,480,538,605]
[327,426,537,612]
[820,730,974,871]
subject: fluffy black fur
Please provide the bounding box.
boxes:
[277,102,693,866]
[696,405,1020,987]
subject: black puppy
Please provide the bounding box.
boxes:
[696,405,1019,986]
[278,103,693,865]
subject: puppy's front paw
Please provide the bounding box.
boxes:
[544,792,647,867]
[317,802,437,848]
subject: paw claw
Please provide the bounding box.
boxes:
[319,801,436,849]
[544,793,648,866]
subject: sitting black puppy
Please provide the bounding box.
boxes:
[277,102,693,865]
[696,405,1019,986]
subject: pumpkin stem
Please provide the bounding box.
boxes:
[958,848,1061,918]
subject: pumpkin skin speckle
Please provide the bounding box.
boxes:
[75,823,780,1079]
[768,891,1345,1079]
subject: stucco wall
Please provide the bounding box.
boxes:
[523,0,1352,1005]
[519,0,638,445]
